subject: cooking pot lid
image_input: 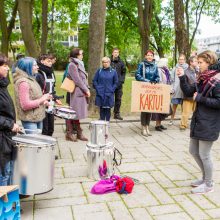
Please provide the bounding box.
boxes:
[86,142,113,149]
[12,134,56,146]
[90,120,109,125]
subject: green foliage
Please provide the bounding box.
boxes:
[48,42,70,70]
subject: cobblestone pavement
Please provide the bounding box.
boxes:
[21,117,220,220]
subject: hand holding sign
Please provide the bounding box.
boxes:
[131,81,171,113]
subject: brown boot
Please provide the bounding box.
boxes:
[65,120,77,142]
[76,123,88,141]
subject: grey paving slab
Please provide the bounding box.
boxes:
[35,196,87,209]
[34,206,73,220]
[20,117,220,219]
[130,208,153,220]
[34,183,84,200]
[121,185,159,208]
[118,161,156,173]
[174,195,210,219]
[147,204,183,216]
[72,203,113,220]
[107,201,133,220]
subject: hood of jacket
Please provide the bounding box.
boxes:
[13,68,34,84]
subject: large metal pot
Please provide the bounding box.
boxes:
[86,142,122,180]
[89,120,109,146]
[12,134,56,195]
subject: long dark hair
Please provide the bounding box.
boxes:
[69,48,82,58]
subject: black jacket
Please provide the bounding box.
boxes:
[35,62,58,100]
[0,77,16,173]
[110,56,126,87]
[209,60,220,71]
[179,73,220,141]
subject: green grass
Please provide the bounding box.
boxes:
[8,71,135,116]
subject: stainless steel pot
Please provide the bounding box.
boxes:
[86,142,122,180]
[12,134,56,195]
[89,120,109,146]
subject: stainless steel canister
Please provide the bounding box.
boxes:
[12,134,56,195]
[86,142,115,180]
[89,120,109,146]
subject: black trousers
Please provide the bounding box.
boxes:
[114,85,123,115]
[42,112,54,136]
[140,112,152,126]
[100,107,111,121]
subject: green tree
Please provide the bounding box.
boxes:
[0,0,18,56]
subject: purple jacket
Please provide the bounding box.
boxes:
[68,58,89,120]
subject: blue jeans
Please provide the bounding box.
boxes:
[21,121,43,134]
[0,161,14,186]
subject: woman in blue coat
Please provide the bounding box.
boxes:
[93,57,118,121]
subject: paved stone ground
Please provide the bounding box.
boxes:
[20,117,220,220]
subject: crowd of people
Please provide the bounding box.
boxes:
[0,47,220,197]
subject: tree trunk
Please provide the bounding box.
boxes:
[41,0,48,53]
[137,0,153,57]
[7,0,18,39]
[50,0,56,51]
[0,0,18,56]
[18,0,40,57]
[0,0,9,55]
[88,0,106,112]
[173,0,188,57]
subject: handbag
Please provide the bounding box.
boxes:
[60,76,75,93]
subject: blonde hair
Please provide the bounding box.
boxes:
[102,57,110,63]
[197,50,218,65]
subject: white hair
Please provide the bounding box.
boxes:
[157,58,168,68]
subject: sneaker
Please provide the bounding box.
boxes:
[141,129,148,136]
[168,120,173,125]
[191,183,214,195]
[191,179,204,187]
[180,127,186,131]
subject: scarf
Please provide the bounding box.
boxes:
[197,70,219,91]
[200,72,220,97]
[37,62,53,76]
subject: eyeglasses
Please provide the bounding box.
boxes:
[102,61,110,63]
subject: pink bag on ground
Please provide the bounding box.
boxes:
[90,175,120,194]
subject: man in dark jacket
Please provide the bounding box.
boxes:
[111,48,126,120]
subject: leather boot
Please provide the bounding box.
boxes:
[77,124,88,141]
[65,120,77,142]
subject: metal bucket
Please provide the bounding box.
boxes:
[86,142,122,180]
[12,134,56,195]
[89,120,109,146]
